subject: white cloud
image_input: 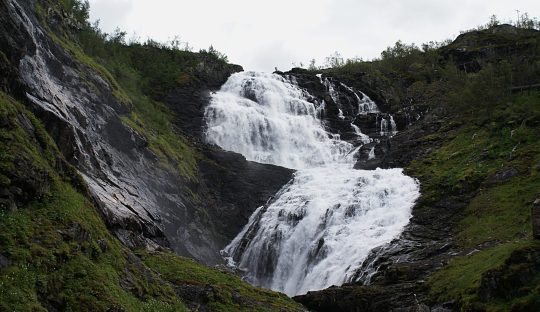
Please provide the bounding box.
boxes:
[88,0,540,72]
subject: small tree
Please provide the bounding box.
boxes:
[381,41,420,59]
[308,58,317,70]
[325,51,344,68]
[206,45,229,62]
[108,28,127,44]
[62,0,90,25]
[487,14,500,28]
[463,62,512,120]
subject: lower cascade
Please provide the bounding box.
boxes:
[204,71,420,296]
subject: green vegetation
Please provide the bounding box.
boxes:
[139,252,305,312]
[428,241,539,308]
[0,91,303,311]
[303,15,540,310]
[405,91,540,307]
[0,92,187,311]
[348,24,539,311]
[36,0,235,179]
[1,2,304,310]
[6,0,540,310]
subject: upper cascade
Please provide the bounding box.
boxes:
[205,72,353,169]
[204,71,420,296]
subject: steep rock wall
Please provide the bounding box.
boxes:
[0,0,292,265]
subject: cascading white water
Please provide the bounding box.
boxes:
[205,72,351,169]
[351,124,372,144]
[380,115,398,137]
[205,71,420,296]
[338,82,379,114]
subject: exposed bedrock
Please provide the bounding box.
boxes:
[0,0,292,265]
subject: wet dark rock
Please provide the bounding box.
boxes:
[294,283,426,312]
[353,140,391,170]
[58,222,91,243]
[0,0,291,267]
[353,113,379,136]
[485,167,519,184]
[5,2,537,311]
[281,70,428,174]
[164,62,243,140]
[2,0,185,255]
[376,115,448,169]
[477,247,540,302]
[195,148,293,245]
[0,253,10,269]
[282,69,472,311]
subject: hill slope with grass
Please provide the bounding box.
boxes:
[0,0,302,311]
[293,22,540,312]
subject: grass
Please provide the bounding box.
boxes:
[459,177,536,248]
[120,103,198,180]
[2,4,304,310]
[37,0,200,179]
[428,241,535,304]
[96,49,200,179]
[0,181,189,311]
[299,28,540,311]
[139,251,305,312]
[0,92,188,311]
[0,88,301,311]
[403,91,540,309]
[48,31,132,106]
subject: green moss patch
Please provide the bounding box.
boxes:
[0,92,188,311]
[406,91,540,308]
[139,251,305,312]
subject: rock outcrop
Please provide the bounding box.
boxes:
[0,0,292,265]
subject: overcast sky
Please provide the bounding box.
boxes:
[88,0,540,72]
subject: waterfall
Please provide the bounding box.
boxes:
[338,82,379,114]
[390,115,398,134]
[320,75,379,116]
[351,124,372,144]
[380,117,389,136]
[380,115,397,137]
[205,72,352,169]
[205,71,420,296]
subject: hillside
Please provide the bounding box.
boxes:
[293,24,540,311]
[0,0,303,310]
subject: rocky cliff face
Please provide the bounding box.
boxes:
[281,68,427,171]
[0,0,292,265]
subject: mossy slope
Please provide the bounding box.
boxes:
[415,91,540,310]
[0,93,303,311]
